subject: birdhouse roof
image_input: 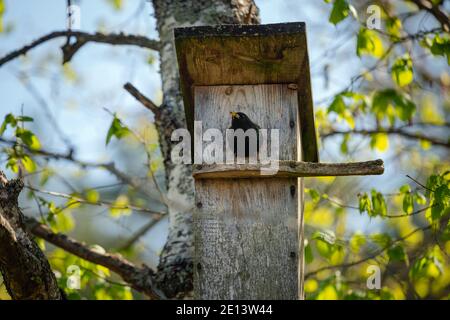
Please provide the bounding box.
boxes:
[175,22,319,162]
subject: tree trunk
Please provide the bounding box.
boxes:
[0,172,63,300]
[151,0,260,298]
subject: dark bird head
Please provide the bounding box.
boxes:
[230,112,259,130]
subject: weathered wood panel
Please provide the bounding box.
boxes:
[194,84,298,161]
[194,84,300,299]
[195,178,298,299]
[174,22,319,163]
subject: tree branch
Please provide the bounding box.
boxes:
[123,82,160,116]
[0,31,160,67]
[0,136,154,198]
[119,217,162,251]
[26,185,166,216]
[321,128,450,148]
[409,0,450,32]
[24,216,166,299]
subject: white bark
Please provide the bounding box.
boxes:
[151,0,259,297]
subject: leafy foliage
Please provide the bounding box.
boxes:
[357,28,384,58]
[106,115,130,146]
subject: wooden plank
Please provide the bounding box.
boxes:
[195,178,298,299]
[174,22,319,163]
[194,84,300,299]
[297,46,319,162]
[194,84,298,161]
[175,23,307,86]
[192,159,385,179]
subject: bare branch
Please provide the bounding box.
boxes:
[321,128,450,148]
[406,174,434,192]
[24,216,165,299]
[25,184,165,216]
[409,0,450,32]
[119,217,162,251]
[0,136,154,198]
[0,31,160,67]
[123,82,160,115]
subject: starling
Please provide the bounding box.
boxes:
[229,111,260,158]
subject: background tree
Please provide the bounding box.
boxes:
[0,0,448,299]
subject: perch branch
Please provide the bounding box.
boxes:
[193,159,384,179]
[0,31,160,66]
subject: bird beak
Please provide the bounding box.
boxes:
[230,112,238,119]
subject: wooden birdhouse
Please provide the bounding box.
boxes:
[175,22,383,300]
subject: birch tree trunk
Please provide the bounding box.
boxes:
[151,0,260,298]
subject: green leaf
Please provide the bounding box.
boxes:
[53,211,75,233]
[328,95,346,114]
[307,188,321,204]
[86,189,100,203]
[15,128,41,150]
[388,245,408,263]
[386,17,402,38]
[0,113,17,135]
[358,192,372,215]
[371,233,392,248]
[425,172,450,223]
[409,246,444,280]
[399,184,411,194]
[372,89,416,122]
[349,233,366,253]
[312,230,343,262]
[107,0,123,11]
[328,94,355,129]
[110,195,132,218]
[421,34,450,65]
[357,28,384,58]
[370,133,389,152]
[391,54,414,87]
[328,0,350,25]
[0,0,5,33]
[371,189,387,217]
[414,191,427,205]
[16,116,34,122]
[6,155,19,173]
[106,116,130,146]
[402,193,414,214]
[21,155,37,173]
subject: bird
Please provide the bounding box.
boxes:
[229,111,260,158]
